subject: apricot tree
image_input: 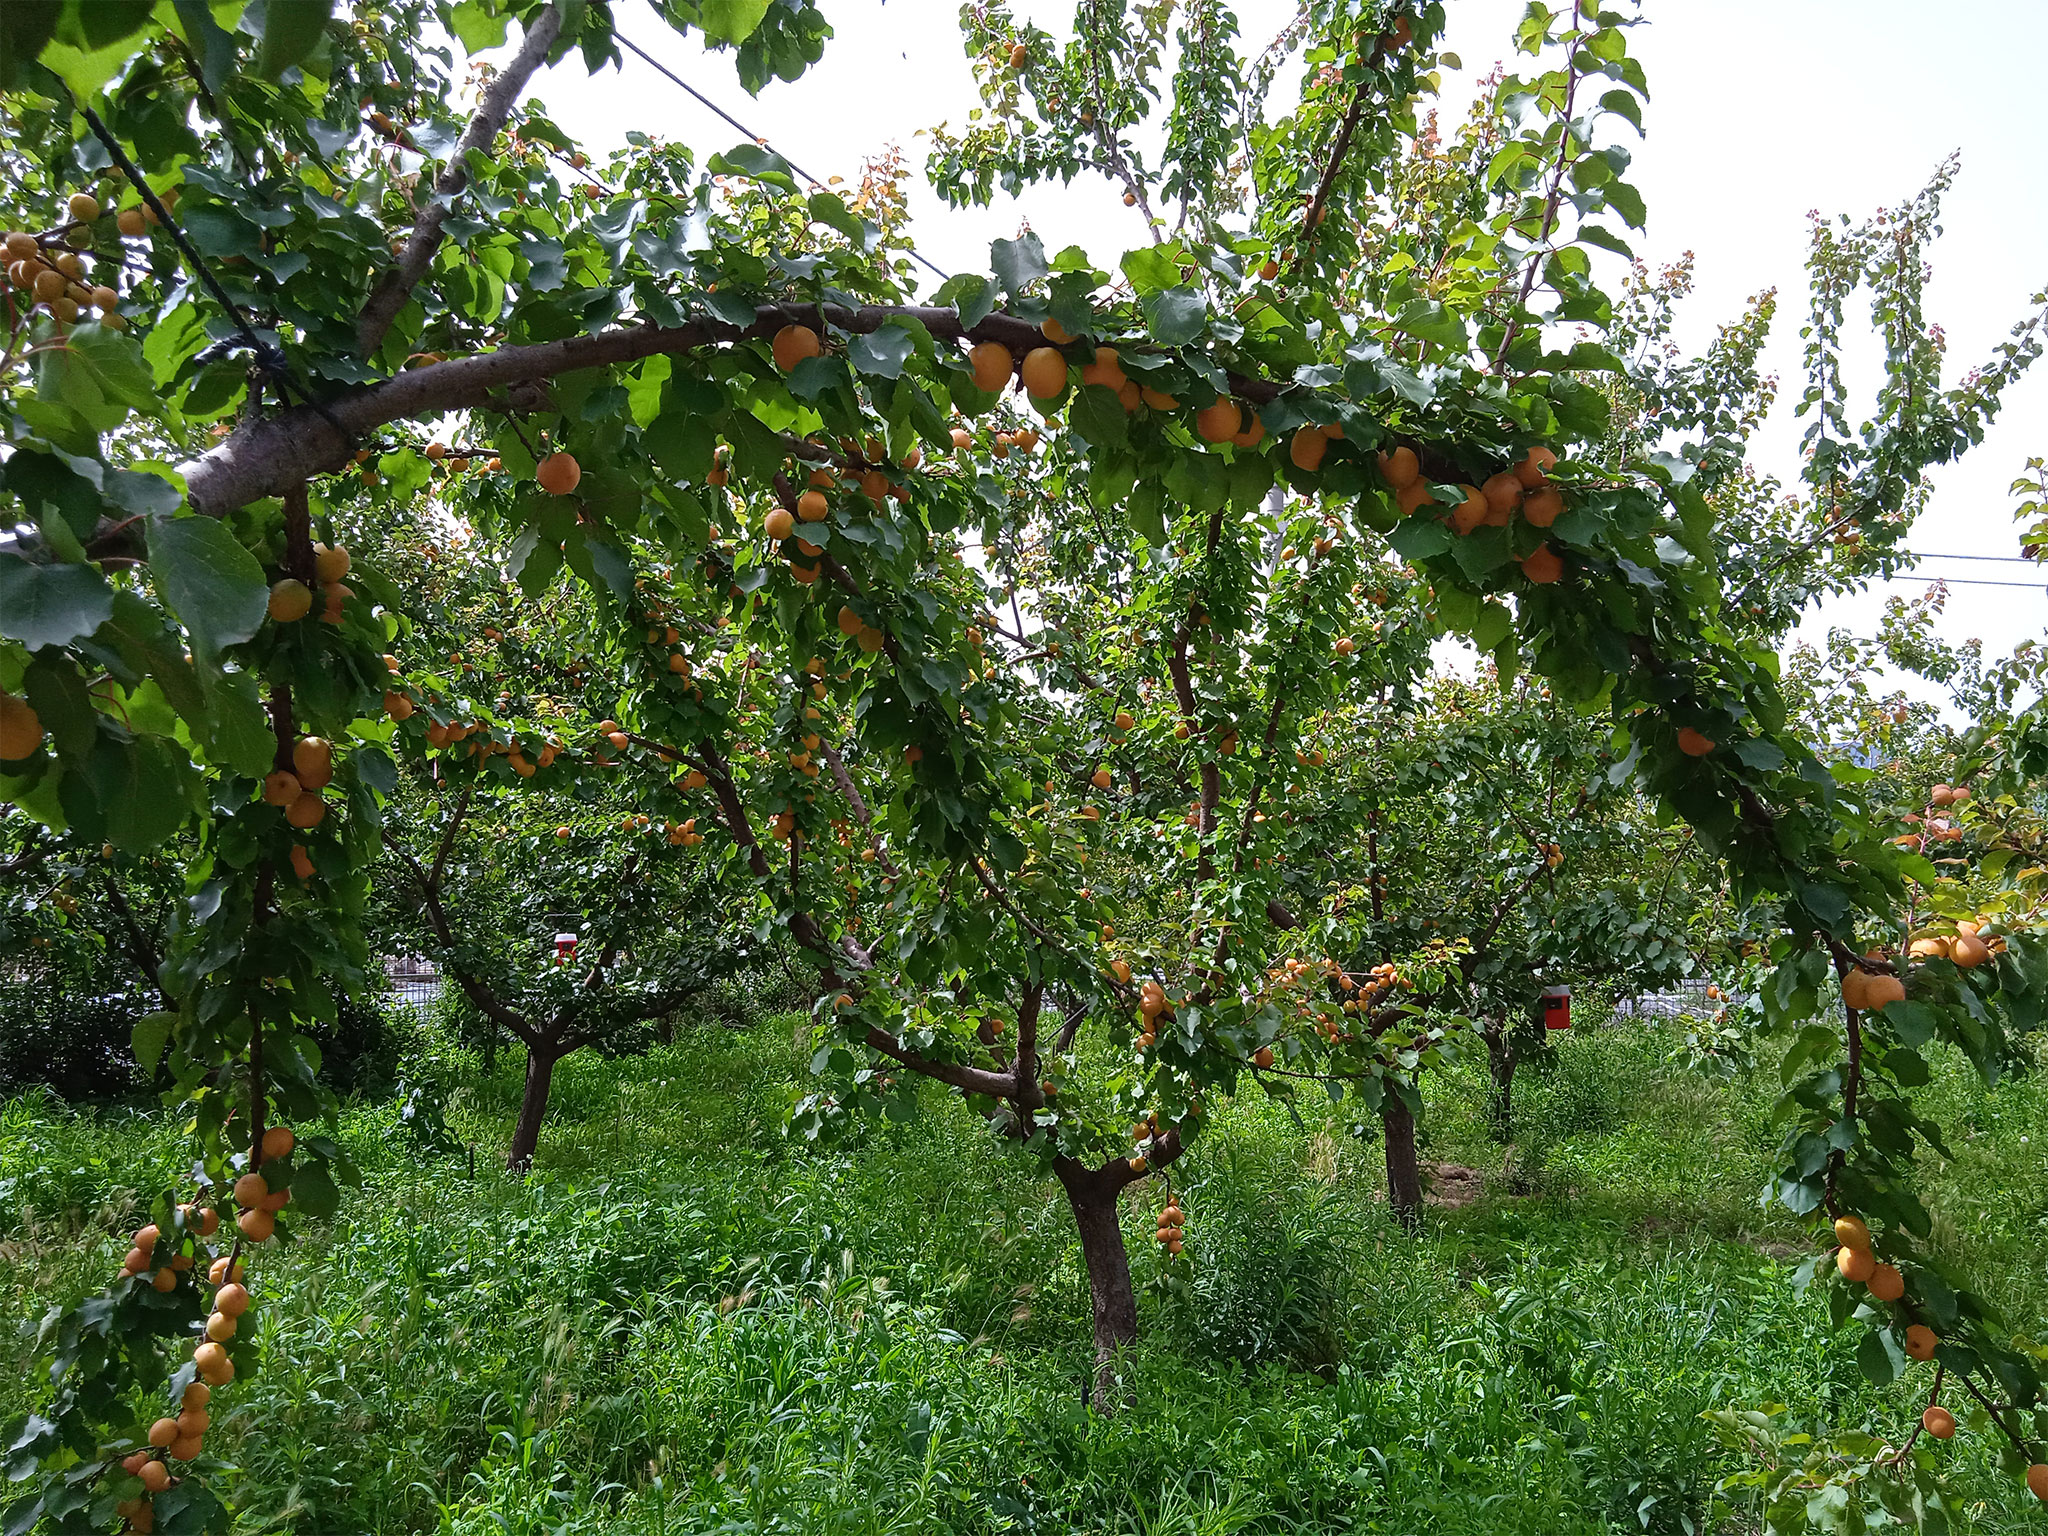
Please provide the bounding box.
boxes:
[4,0,2048,1530]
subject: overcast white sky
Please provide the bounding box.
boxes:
[509,0,2048,695]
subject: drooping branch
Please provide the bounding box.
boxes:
[385,830,538,1046]
[356,3,566,356]
[173,303,1295,520]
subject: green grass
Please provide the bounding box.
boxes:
[6,1012,2048,1533]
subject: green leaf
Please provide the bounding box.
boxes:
[847,323,915,379]
[147,515,268,662]
[197,664,275,778]
[1069,385,1129,452]
[644,401,716,482]
[1388,515,1452,561]
[1856,1326,1905,1386]
[132,1011,175,1077]
[252,0,334,78]
[707,143,796,192]
[700,0,771,43]
[1392,299,1469,351]
[0,555,114,650]
[1144,286,1208,346]
[289,1159,340,1217]
[448,0,508,51]
[934,273,995,329]
[990,234,1048,297]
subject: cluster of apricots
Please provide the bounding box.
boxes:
[1831,1210,2048,1497]
[4,186,144,330]
[1135,977,1174,1049]
[110,1126,293,1529]
[1155,1195,1186,1256]
[258,733,335,854]
[1907,921,1999,969]
[1378,443,1567,583]
[267,539,357,636]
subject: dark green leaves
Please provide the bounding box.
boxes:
[991,234,1048,298]
[707,143,797,192]
[847,323,916,379]
[251,0,334,78]
[0,556,114,650]
[147,515,268,663]
[1144,286,1208,346]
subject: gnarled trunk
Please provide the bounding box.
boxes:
[507,1043,559,1171]
[1484,1024,1517,1143]
[1382,1092,1422,1231]
[1057,1160,1137,1410]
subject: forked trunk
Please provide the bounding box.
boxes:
[507,1044,559,1171]
[1058,1161,1137,1411]
[1382,1092,1422,1230]
[1484,1026,1517,1143]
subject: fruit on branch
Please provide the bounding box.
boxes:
[1922,1404,1955,1438]
[1836,1245,1876,1283]
[285,792,327,828]
[1516,446,1557,487]
[1675,727,1716,758]
[1835,1214,1871,1250]
[764,507,795,539]
[1449,486,1486,535]
[267,579,313,623]
[292,738,333,789]
[1904,1325,1938,1361]
[1521,545,1563,584]
[0,693,51,760]
[1196,397,1241,443]
[798,490,829,522]
[312,543,351,583]
[384,690,415,722]
[536,452,581,495]
[1229,416,1266,449]
[1867,1263,1905,1301]
[261,771,302,807]
[289,845,315,879]
[1952,931,1992,969]
[970,341,1014,392]
[772,324,821,372]
[1021,346,1066,398]
[1842,967,1905,1012]
[1008,41,1029,68]
[1253,1046,1275,1068]
[194,1341,234,1385]
[1289,427,1329,471]
[262,1124,295,1159]
[1522,487,1564,527]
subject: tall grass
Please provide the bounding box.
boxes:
[4,1011,2043,1532]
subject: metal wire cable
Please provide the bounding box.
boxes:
[611,29,954,286]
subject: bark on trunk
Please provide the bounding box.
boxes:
[507,1045,559,1171]
[1484,1028,1517,1143]
[1383,1092,1422,1230]
[1058,1164,1138,1410]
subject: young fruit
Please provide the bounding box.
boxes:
[797,490,829,523]
[138,1460,171,1492]
[536,452,582,495]
[1253,1046,1275,1068]
[1904,1324,1938,1361]
[285,792,327,829]
[1833,1214,1871,1250]
[1020,346,1067,399]
[267,579,313,623]
[1835,1245,1875,1283]
[771,324,821,372]
[237,1208,275,1243]
[1921,1404,1955,1439]
[1520,544,1563,584]
[1515,446,1557,487]
[1289,426,1328,472]
[261,1124,295,1160]
[148,1417,179,1448]
[261,770,302,807]
[194,1341,234,1385]
[0,691,42,759]
[764,507,795,541]
[312,543,351,583]
[205,1311,236,1342]
[1675,727,1715,758]
[969,341,1013,392]
[1195,397,1241,443]
[292,737,333,788]
[1867,1263,1905,1302]
[1522,487,1564,527]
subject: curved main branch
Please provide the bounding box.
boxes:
[356,3,566,356]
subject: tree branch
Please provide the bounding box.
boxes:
[356,3,565,356]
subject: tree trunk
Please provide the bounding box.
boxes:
[1484,1026,1517,1143]
[1058,1163,1137,1410]
[1382,1091,1422,1230]
[507,1044,559,1171]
